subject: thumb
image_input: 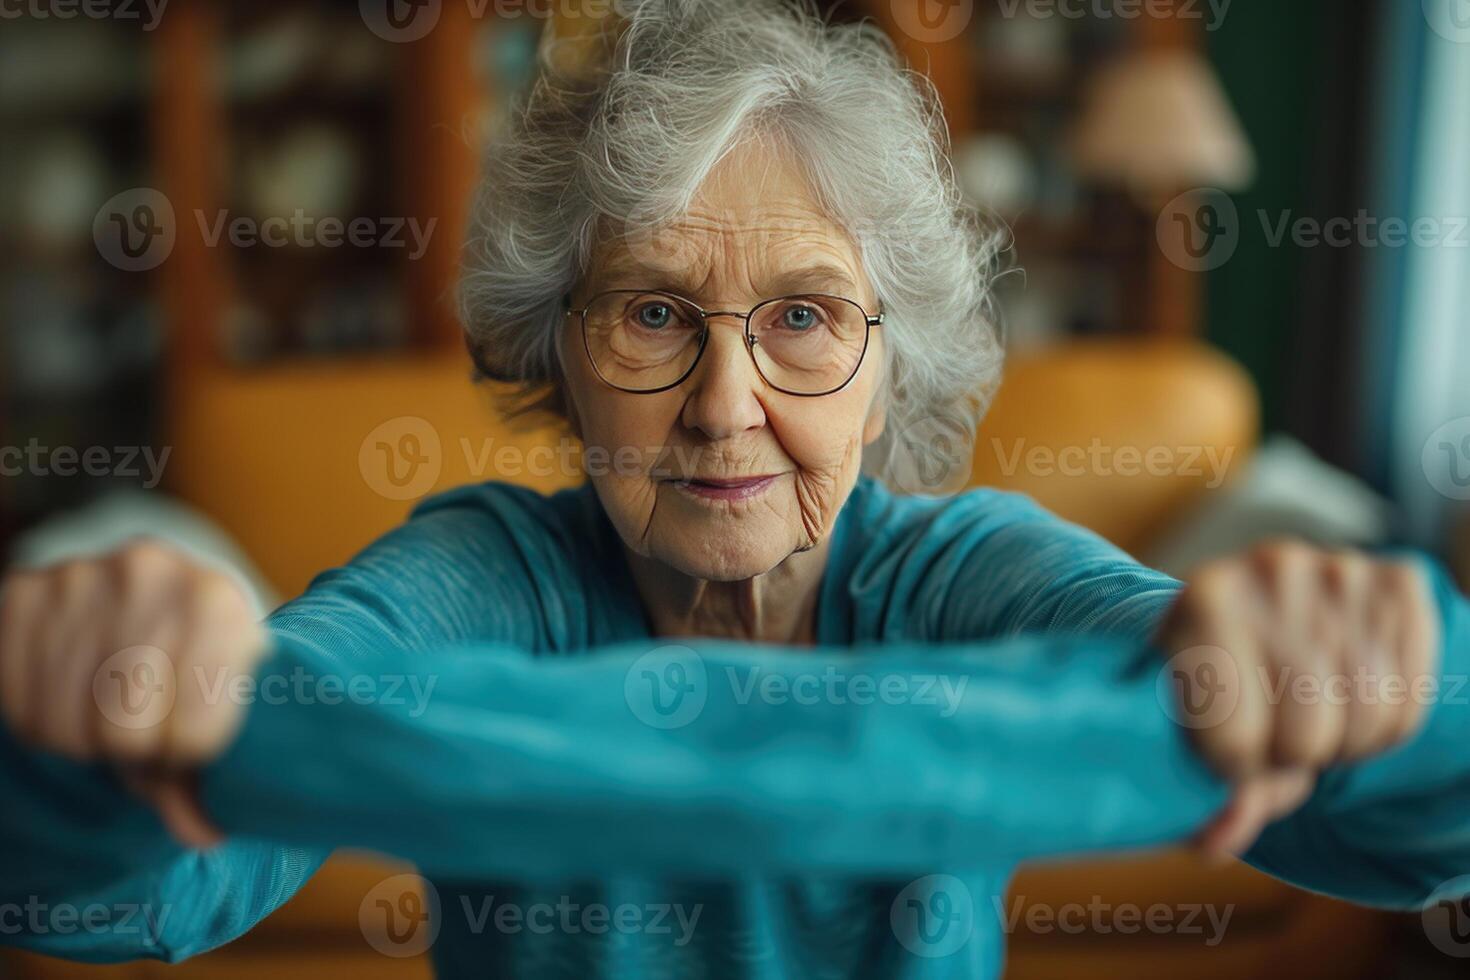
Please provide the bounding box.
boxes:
[119,765,225,850]
[1193,766,1316,863]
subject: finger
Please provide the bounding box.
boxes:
[1194,767,1316,860]
[38,562,112,760]
[1257,543,1344,771]
[1319,554,1390,763]
[94,555,186,762]
[1194,779,1273,862]
[163,575,263,766]
[1386,561,1440,744]
[1340,586,1402,760]
[1252,540,1319,654]
[0,571,48,741]
[120,767,224,850]
[1167,562,1270,780]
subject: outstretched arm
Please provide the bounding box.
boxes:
[193,627,1229,880]
[909,487,1470,910]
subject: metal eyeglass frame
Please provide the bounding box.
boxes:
[562,288,885,397]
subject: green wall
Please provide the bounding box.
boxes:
[1206,0,1325,434]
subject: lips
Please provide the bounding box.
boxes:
[670,474,780,501]
[684,476,775,487]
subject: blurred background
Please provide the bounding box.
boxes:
[2,0,1469,977]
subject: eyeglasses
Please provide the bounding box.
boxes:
[562,289,884,396]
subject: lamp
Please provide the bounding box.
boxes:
[1069,48,1254,336]
[1071,48,1255,202]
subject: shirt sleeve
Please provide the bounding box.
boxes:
[0,482,565,963]
[898,487,1470,911]
[173,484,1227,880]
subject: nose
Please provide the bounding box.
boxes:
[680,318,767,441]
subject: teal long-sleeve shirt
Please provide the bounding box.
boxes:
[3,475,1469,977]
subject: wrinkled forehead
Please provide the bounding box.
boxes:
[585,141,872,304]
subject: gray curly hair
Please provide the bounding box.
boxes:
[457,0,1004,487]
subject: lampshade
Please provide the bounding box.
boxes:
[1070,49,1255,198]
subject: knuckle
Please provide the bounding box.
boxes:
[1253,539,1316,578]
[113,539,185,583]
[1201,720,1272,776]
[1186,564,1238,608]
[1320,553,1372,595]
[96,722,160,762]
[54,560,104,599]
[1273,719,1336,768]
[190,572,249,619]
[1378,560,1426,601]
[0,570,46,614]
[188,573,232,614]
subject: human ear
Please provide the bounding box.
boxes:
[862,384,888,446]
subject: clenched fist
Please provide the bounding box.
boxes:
[1157,540,1442,859]
[0,540,269,847]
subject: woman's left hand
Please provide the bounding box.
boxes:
[1155,540,1442,861]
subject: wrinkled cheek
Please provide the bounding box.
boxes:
[572,389,676,552]
[780,422,866,548]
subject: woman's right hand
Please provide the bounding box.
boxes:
[0,540,268,846]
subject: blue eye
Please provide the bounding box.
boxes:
[781,305,818,331]
[635,303,674,330]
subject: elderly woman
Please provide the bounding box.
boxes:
[2,1,1469,977]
